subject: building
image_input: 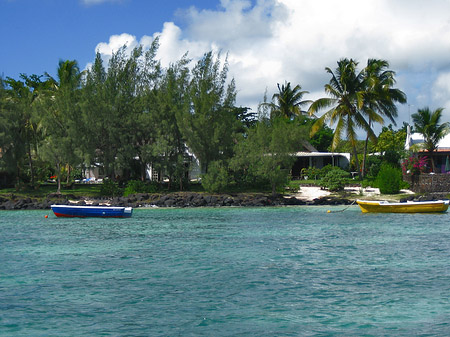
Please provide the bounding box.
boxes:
[405,125,450,173]
[290,141,350,179]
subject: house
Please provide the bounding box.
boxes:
[290,141,350,179]
[405,125,450,173]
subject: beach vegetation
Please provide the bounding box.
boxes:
[376,164,402,194]
[319,167,350,192]
[359,59,406,177]
[201,160,230,193]
[124,180,159,196]
[0,45,414,197]
[411,107,449,172]
[259,81,311,120]
[231,117,308,196]
[309,58,406,180]
[100,179,122,197]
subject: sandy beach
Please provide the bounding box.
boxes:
[293,186,414,201]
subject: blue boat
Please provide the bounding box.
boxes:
[51,204,133,218]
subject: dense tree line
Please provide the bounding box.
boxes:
[1,44,413,195]
[0,41,320,194]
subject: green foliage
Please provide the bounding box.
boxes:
[301,118,333,151]
[259,81,311,119]
[201,161,230,193]
[123,180,158,196]
[376,125,407,153]
[178,51,239,173]
[319,167,350,191]
[374,125,407,168]
[412,107,449,171]
[318,164,335,179]
[301,167,320,180]
[309,124,333,151]
[412,107,449,153]
[376,164,402,194]
[100,179,122,197]
[310,58,406,180]
[364,155,383,178]
[232,117,307,195]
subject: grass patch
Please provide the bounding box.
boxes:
[0,183,102,199]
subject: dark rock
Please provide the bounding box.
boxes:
[47,192,63,198]
[3,200,15,210]
[164,199,175,207]
[192,195,207,206]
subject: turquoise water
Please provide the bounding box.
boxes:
[1,206,450,336]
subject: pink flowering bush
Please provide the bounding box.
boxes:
[401,155,428,175]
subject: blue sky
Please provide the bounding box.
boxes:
[1,0,218,79]
[2,0,450,129]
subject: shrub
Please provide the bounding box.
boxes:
[365,155,383,178]
[301,166,320,180]
[319,164,335,179]
[100,179,121,197]
[320,167,350,191]
[124,180,158,196]
[201,161,229,193]
[377,164,402,194]
[401,155,428,176]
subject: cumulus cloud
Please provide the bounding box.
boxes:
[433,72,450,111]
[90,0,450,123]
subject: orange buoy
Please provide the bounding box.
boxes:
[45,215,48,218]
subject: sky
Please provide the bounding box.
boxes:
[2,0,450,133]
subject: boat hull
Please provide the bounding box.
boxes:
[51,205,133,218]
[356,200,449,213]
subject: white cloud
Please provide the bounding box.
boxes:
[95,33,138,56]
[433,72,450,115]
[90,0,450,125]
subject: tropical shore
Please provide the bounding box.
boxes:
[293,186,415,201]
[0,186,422,210]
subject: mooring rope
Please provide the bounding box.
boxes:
[327,200,356,213]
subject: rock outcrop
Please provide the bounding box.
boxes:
[0,192,356,210]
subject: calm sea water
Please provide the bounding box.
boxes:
[1,206,450,336]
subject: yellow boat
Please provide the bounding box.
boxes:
[356,199,450,213]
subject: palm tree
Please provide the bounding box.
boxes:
[360,59,407,176]
[261,81,311,119]
[412,107,449,172]
[308,58,372,179]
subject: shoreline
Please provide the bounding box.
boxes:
[0,189,352,210]
[0,187,426,211]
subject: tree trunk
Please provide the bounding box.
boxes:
[361,133,369,179]
[352,145,362,180]
[67,165,71,184]
[27,143,35,188]
[429,151,436,172]
[361,119,372,179]
[56,162,61,194]
[15,164,20,191]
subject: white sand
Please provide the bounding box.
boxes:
[293,186,414,201]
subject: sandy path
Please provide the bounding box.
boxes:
[293,186,414,201]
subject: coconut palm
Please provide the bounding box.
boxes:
[308,58,372,179]
[261,81,311,119]
[412,107,449,172]
[360,59,407,176]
